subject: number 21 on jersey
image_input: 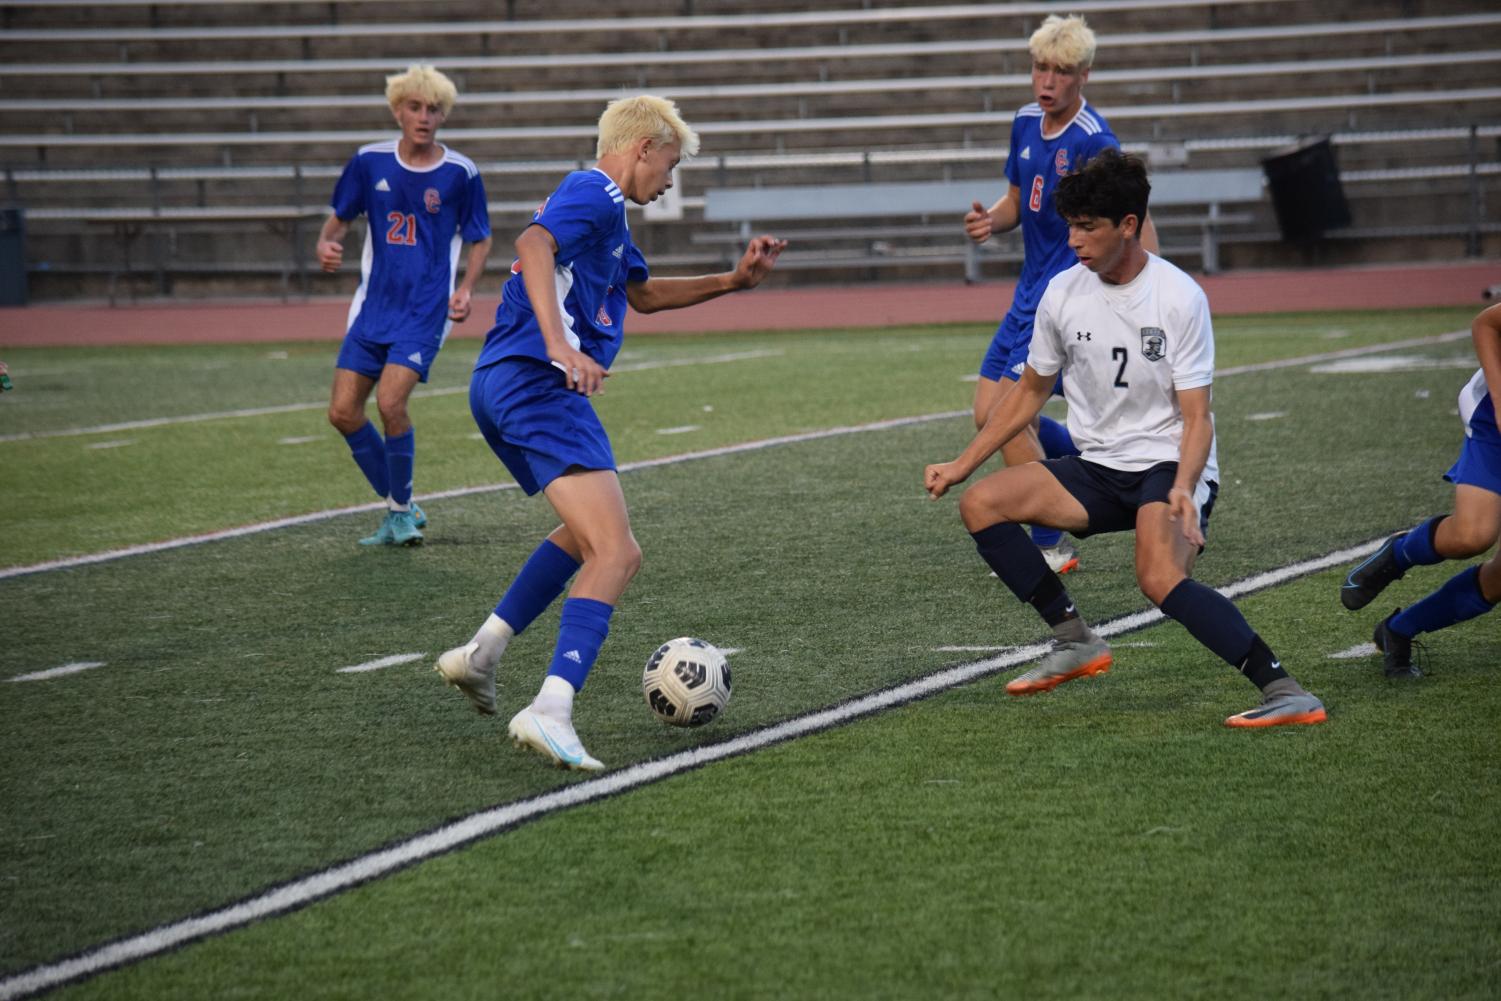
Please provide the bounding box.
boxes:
[385,212,417,246]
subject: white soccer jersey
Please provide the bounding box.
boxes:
[1029,253,1220,485]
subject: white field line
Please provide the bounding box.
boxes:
[0,536,1384,1001]
[336,653,426,674]
[1,329,1467,582]
[0,410,966,581]
[6,661,105,683]
[0,349,784,444]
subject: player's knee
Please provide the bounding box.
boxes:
[1445,519,1500,558]
[327,404,361,434]
[1136,567,1181,607]
[957,488,995,533]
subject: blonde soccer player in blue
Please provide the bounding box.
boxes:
[319,64,492,547]
[436,96,785,770]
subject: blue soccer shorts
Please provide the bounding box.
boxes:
[335,330,442,383]
[468,356,617,496]
[1445,433,1501,497]
[979,308,1034,383]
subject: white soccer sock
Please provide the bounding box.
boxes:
[534,674,575,719]
[470,614,514,669]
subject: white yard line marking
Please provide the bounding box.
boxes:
[935,645,1019,652]
[0,349,784,444]
[1330,643,1379,660]
[0,538,1378,1001]
[337,653,426,674]
[0,410,966,581]
[7,661,105,683]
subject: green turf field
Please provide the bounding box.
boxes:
[2,306,1497,999]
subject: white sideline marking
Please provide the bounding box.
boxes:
[935,645,1019,653]
[277,435,322,446]
[0,536,1382,1001]
[1246,411,1287,421]
[1330,643,1379,660]
[655,425,701,435]
[2,330,1470,583]
[0,410,966,581]
[337,653,426,674]
[0,349,783,444]
[1308,355,1476,374]
[6,661,105,683]
[84,439,134,450]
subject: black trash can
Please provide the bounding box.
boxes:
[1261,137,1351,243]
[0,207,26,306]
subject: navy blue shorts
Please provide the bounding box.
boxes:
[1044,455,1218,542]
[469,356,616,496]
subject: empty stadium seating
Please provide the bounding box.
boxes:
[1,0,1496,300]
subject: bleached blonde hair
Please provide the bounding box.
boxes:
[385,64,459,116]
[596,95,701,159]
[1029,14,1097,70]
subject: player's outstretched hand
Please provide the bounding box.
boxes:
[1167,486,1205,548]
[549,343,608,397]
[964,201,993,244]
[317,239,344,273]
[733,235,788,290]
[448,287,472,322]
[924,461,969,500]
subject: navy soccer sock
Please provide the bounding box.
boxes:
[384,428,415,508]
[1393,515,1445,572]
[1160,579,1289,688]
[972,523,1075,625]
[546,597,614,691]
[494,539,582,635]
[1391,566,1496,638]
[342,421,389,498]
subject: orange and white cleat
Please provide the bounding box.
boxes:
[1006,635,1112,696]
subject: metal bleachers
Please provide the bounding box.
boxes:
[1,0,1497,299]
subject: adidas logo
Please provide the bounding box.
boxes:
[408,351,422,364]
[612,244,624,259]
[1020,147,1031,160]
[375,178,391,192]
[563,649,583,664]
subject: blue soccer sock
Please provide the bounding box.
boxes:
[545,597,615,692]
[384,428,415,509]
[1036,415,1079,458]
[494,539,582,635]
[342,421,389,498]
[1160,579,1289,688]
[1393,515,1445,572]
[1028,417,1076,549]
[1391,566,1496,638]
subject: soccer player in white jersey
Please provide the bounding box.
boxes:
[963,14,1157,576]
[1340,302,1501,677]
[434,96,786,770]
[927,149,1326,728]
[319,65,492,546]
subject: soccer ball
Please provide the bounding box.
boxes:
[642,637,732,727]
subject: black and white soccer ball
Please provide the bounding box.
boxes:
[642,637,732,727]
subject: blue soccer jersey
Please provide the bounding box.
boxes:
[476,169,649,372]
[1004,100,1120,319]
[330,140,491,346]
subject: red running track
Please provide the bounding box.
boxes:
[0,261,1495,348]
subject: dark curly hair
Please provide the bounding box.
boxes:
[1053,147,1150,229]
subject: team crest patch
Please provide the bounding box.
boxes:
[1054,148,1070,175]
[424,188,441,213]
[595,305,613,327]
[1140,327,1167,361]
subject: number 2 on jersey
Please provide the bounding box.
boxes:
[1111,347,1129,388]
[385,212,417,246]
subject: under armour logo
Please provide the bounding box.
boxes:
[1075,331,1092,341]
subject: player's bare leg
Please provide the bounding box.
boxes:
[974,376,1078,573]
